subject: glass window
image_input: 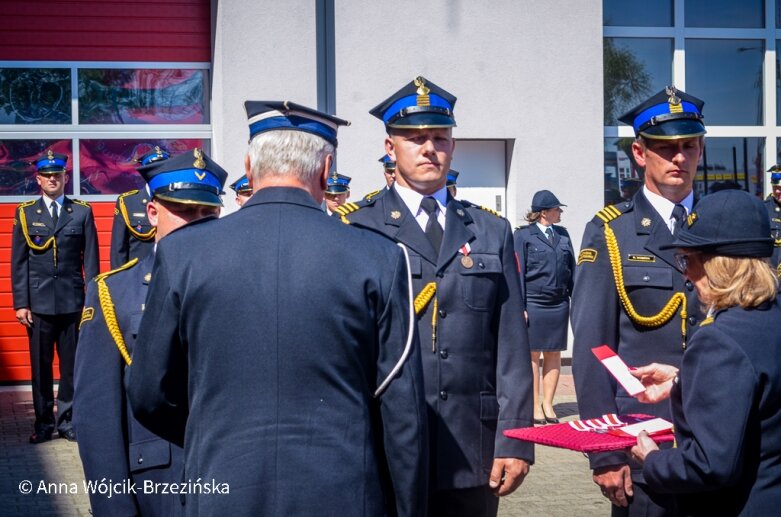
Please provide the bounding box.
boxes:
[686,0,764,28]
[604,38,673,125]
[78,69,210,124]
[0,140,74,196]
[603,0,673,27]
[0,69,71,124]
[604,137,643,206]
[686,39,764,126]
[697,137,764,198]
[79,139,211,195]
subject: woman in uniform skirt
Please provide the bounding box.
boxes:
[629,190,781,516]
[513,190,574,425]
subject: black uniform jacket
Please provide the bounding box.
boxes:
[644,298,781,516]
[110,189,155,269]
[512,224,574,305]
[571,191,700,472]
[11,196,99,314]
[127,187,428,517]
[337,186,534,490]
[764,195,781,273]
[74,254,184,517]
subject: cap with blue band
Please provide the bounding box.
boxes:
[379,154,396,172]
[370,76,457,129]
[768,165,781,185]
[325,171,351,194]
[138,148,228,207]
[619,86,706,140]
[138,146,171,167]
[35,151,67,173]
[230,176,252,194]
[446,170,459,187]
[245,100,349,147]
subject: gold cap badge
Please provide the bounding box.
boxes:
[47,150,54,161]
[193,148,206,169]
[666,86,682,114]
[414,76,430,107]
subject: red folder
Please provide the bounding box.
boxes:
[504,414,675,453]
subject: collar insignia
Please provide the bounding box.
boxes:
[390,210,401,220]
[457,208,465,216]
[641,217,651,227]
[687,212,698,227]
[144,273,151,282]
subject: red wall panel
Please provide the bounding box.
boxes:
[0,0,211,62]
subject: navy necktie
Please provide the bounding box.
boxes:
[672,204,686,235]
[420,197,443,253]
[51,202,58,228]
[545,227,553,244]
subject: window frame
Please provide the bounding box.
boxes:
[603,0,778,196]
[0,60,212,203]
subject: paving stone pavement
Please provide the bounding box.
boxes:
[0,375,609,516]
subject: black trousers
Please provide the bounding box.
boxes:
[430,485,499,517]
[27,312,79,433]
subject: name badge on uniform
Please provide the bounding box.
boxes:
[132,212,146,218]
[32,222,46,227]
[627,254,655,263]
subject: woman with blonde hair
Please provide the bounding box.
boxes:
[628,189,781,516]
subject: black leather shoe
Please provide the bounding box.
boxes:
[29,429,53,444]
[541,404,560,424]
[59,429,77,442]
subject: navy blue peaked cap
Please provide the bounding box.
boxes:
[370,76,457,129]
[137,146,171,167]
[531,190,566,211]
[245,101,350,147]
[35,151,67,173]
[230,176,252,195]
[664,190,772,257]
[325,171,351,194]
[767,164,781,185]
[379,154,396,172]
[619,86,706,140]
[138,148,228,207]
[446,170,459,186]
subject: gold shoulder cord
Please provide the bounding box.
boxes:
[413,282,438,352]
[602,222,688,349]
[18,203,57,266]
[95,258,139,365]
[119,192,156,241]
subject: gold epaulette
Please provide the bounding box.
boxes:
[119,189,139,200]
[478,205,502,218]
[17,199,36,209]
[595,205,624,224]
[71,198,91,207]
[95,258,139,366]
[363,189,381,201]
[699,316,715,327]
[334,201,362,224]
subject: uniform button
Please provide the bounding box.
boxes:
[137,456,143,464]
[53,275,58,279]
[642,274,650,282]
[478,262,485,269]
[688,316,697,326]
[438,309,447,318]
[440,349,449,359]
[685,280,693,291]
[439,391,448,400]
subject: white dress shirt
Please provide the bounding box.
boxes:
[395,184,448,232]
[643,186,694,233]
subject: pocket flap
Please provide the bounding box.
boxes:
[460,254,502,275]
[407,253,422,277]
[623,266,673,288]
[129,438,171,472]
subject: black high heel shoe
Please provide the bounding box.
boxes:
[541,404,559,424]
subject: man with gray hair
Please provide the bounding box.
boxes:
[127,101,428,516]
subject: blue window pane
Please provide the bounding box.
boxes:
[697,138,764,198]
[686,39,764,126]
[604,38,673,125]
[0,140,74,196]
[604,137,644,206]
[686,0,764,28]
[79,139,211,195]
[603,0,672,27]
[78,69,210,124]
[0,69,72,124]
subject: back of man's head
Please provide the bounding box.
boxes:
[248,130,334,185]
